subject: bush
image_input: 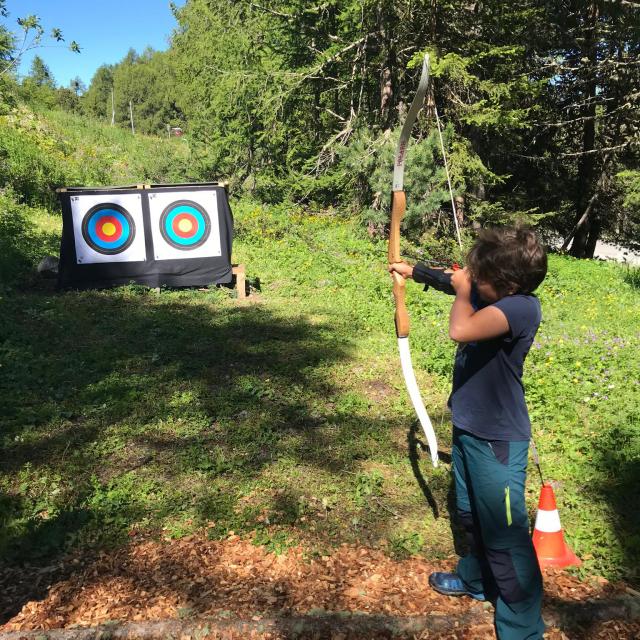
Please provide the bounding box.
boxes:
[0,189,41,288]
[0,109,70,209]
[0,106,197,213]
[623,265,640,290]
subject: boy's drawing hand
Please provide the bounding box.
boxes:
[451,267,472,297]
[388,262,414,279]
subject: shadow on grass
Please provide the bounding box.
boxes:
[591,419,640,585]
[1,288,346,478]
[407,422,468,559]
[407,421,448,520]
[0,287,449,621]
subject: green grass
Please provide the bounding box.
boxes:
[0,106,195,287]
[0,107,639,588]
[0,106,192,208]
[1,200,638,587]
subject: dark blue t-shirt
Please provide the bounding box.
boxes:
[448,294,541,441]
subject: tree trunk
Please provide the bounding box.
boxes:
[585,216,601,257]
[570,2,599,259]
[377,0,398,130]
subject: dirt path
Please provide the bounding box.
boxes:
[1,534,639,639]
[592,241,640,265]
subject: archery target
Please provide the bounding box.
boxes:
[71,194,146,264]
[82,204,135,254]
[149,191,222,260]
[160,200,210,250]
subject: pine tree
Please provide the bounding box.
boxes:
[83,65,114,120]
[28,55,55,87]
[531,1,640,256]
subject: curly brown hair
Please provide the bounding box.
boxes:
[466,226,547,297]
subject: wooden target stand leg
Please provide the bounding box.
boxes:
[232,264,246,299]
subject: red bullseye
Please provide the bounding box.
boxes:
[172,213,198,239]
[95,216,123,243]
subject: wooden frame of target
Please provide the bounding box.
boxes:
[57,183,233,290]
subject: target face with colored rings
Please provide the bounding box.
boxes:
[81,203,136,255]
[160,200,211,250]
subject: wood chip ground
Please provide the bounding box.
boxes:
[1,534,638,639]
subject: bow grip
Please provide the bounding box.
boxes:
[392,273,410,337]
[389,191,410,337]
[388,192,405,265]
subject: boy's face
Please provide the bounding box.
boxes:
[475,278,502,303]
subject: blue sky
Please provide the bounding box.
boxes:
[5,0,185,88]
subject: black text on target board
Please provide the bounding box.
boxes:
[57,183,233,289]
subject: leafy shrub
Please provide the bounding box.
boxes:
[0,189,41,287]
[0,106,196,212]
[623,265,640,289]
[0,111,70,208]
[233,199,308,244]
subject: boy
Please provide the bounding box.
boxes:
[389,226,547,640]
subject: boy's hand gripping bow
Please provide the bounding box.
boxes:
[388,54,439,467]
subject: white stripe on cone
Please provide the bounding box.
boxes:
[533,508,562,533]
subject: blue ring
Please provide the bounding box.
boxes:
[81,204,135,255]
[87,210,131,250]
[164,206,206,246]
[159,200,211,251]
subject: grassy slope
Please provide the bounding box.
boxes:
[1,107,194,197]
[0,110,639,586]
[0,106,193,286]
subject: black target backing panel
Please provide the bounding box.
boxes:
[57,183,233,289]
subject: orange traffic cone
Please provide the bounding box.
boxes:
[532,483,581,568]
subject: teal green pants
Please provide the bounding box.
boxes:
[452,427,544,640]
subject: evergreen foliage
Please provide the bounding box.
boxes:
[82,65,115,121]
[28,55,55,88]
[2,1,640,254]
[110,48,184,135]
[164,0,640,254]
